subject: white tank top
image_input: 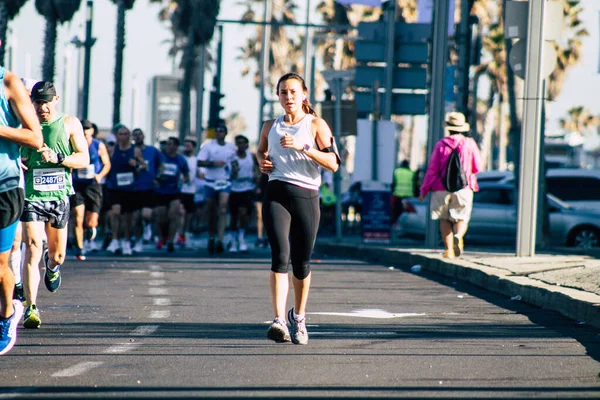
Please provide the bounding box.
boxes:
[231,150,256,193]
[267,114,320,191]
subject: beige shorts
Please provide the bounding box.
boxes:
[430,188,474,223]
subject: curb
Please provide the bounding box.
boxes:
[315,241,600,330]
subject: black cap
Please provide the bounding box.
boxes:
[80,119,93,130]
[215,121,228,133]
[31,81,57,102]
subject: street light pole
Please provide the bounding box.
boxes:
[257,0,272,134]
[81,0,96,120]
[383,0,396,120]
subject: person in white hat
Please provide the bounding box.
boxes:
[419,111,483,258]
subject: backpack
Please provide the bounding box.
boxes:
[442,142,468,192]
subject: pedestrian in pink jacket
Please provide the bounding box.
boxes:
[419,112,483,258]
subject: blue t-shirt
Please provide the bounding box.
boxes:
[73,139,103,183]
[0,66,22,193]
[134,145,161,191]
[107,145,136,190]
[156,153,189,195]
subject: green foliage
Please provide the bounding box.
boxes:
[110,0,136,10]
[6,0,28,19]
[173,0,220,46]
[35,0,82,22]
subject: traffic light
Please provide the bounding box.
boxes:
[208,90,225,128]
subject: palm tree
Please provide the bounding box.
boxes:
[111,0,136,126]
[0,0,28,65]
[237,0,303,104]
[172,0,219,140]
[35,0,82,82]
[559,106,599,134]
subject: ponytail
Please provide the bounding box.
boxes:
[302,99,318,117]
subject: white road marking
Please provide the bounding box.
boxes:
[153,298,171,306]
[148,280,166,286]
[104,343,142,353]
[311,331,398,336]
[148,288,168,295]
[310,309,426,319]
[148,264,162,271]
[52,361,103,377]
[150,310,170,318]
[131,325,159,336]
[150,271,165,278]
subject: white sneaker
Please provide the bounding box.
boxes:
[106,239,120,253]
[121,240,133,256]
[229,241,238,253]
[238,240,248,252]
[87,240,99,252]
[133,240,143,253]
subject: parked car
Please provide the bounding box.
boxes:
[398,183,600,248]
[499,168,600,213]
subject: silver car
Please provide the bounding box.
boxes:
[399,183,600,248]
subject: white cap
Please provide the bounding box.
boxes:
[104,133,117,144]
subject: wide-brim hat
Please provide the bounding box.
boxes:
[445,111,470,133]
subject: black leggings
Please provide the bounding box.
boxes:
[263,180,320,280]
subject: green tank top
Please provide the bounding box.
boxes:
[23,114,74,201]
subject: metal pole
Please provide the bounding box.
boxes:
[456,0,472,115]
[195,44,206,144]
[309,38,317,106]
[257,0,272,135]
[383,0,396,120]
[334,77,343,241]
[371,80,380,181]
[516,0,546,257]
[424,0,451,249]
[304,0,312,82]
[81,0,94,120]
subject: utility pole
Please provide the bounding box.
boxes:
[303,0,312,82]
[383,0,396,120]
[425,0,451,248]
[195,44,206,144]
[257,1,272,133]
[456,0,473,115]
[81,0,96,120]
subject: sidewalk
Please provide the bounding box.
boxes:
[315,236,600,330]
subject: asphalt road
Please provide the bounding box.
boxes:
[1,246,599,398]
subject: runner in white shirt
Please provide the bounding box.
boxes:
[176,137,198,247]
[228,135,258,252]
[196,122,236,254]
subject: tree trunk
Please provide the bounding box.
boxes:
[179,22,196,143]
[0,2,8,66]
[42,16,58,82]
[470,68,485,145]
[112,0,126,126]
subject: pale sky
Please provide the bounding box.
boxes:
[6,0,600,144]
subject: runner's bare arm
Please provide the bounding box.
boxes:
[63,115,90,168]
[95,141,112,182]
[1,71,43,149]
[256,120,274,174]
[308,117,339,172]
[134,147,147,170]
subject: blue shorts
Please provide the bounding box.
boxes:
[204,181,232,199]
[0,220,19,253]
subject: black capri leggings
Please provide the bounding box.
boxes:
[263,180,320,280]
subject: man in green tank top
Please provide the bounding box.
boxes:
[20,81,89,329]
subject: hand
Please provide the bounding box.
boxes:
[418,195,425,202]
[259,158,273,174]
[280,133,300,151]
[37,144,58,164]
[128,158,137,168]
[94,175,102,184]
[20,159,29,171]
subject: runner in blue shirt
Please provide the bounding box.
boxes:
[155,137,189,252]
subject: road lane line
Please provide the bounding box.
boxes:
[148,279,166,286]
[153,298,171,306]
[131,325,159,336]
[150,310,170,318]
[150,271,165,278]
[148,264,162,271]
[52,361,103,377]
[310,309,426,319]
[148,288,168,295]
[104,343,142,353]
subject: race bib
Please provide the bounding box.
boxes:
[33,168,66,192]
[77,164,96,179]
[163,163,178,176]
[213,179,230,191]
[116,172,134,186]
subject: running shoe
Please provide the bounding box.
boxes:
[133,240,143,253]
[0,301,24,354]
[228,240,238,253]
[175,234,186,246]
[87,239,99,252]
[287,308,309,345]
[156,240,164,250]
[106,239,120,253]
[75,247,86,261]
[13,283,25,303]
[266,317,291,343]
[238,239,248,252]
[121,240,133,256]
[22,304,41,329]
[143,224,153,242]
[102,232,113,250]
[43,251,61,293]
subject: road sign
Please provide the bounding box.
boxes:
[355,41,430,64]
[321,101,357,136]
[355,66,427,89]
[509,39,557,79]
[358,22,431,42]
[354,91,427,115]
